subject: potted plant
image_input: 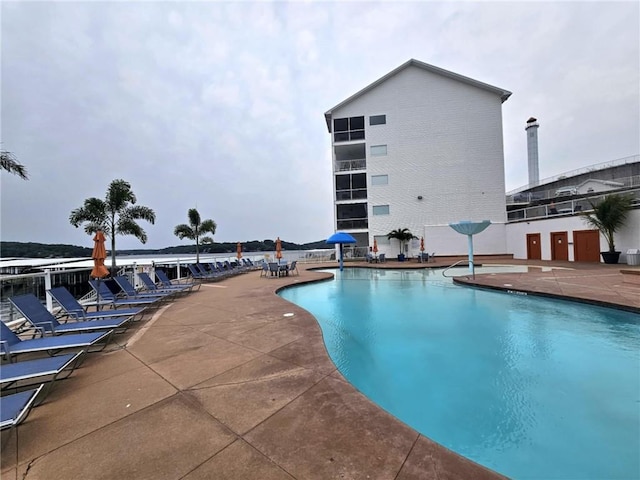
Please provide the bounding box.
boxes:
[387,228,418,262]
[580,193,635,264]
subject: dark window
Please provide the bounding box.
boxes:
[370,115,386,125]
[333,116,365,142]
[335,175,350,190]
[351,173,366,189]
[334,118,348,132]
[350,116,364,130]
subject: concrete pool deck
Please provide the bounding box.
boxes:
[2,259,638,479]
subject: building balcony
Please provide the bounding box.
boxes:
[335,159,366,172]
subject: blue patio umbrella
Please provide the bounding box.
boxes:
[326,232,357,271]
[449,220,491,278]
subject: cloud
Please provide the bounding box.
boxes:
[1,1,637,249]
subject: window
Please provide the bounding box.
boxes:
[374,235,390,245]
[335,173,367,200]
[333,116,365,142]
[370,145,387,156]
[371,175,388,186]
[372,205,390,215]
[369,115,386,125]
[336,203,368,229]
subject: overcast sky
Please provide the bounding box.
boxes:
[1,1,638,250]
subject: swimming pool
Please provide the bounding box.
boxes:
[279,267,640,479]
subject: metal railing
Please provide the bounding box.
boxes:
[507,188,640,222]
[442,260,469,278]
[335,159,366,172]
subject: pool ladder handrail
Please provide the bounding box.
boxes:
[442,259,470,278]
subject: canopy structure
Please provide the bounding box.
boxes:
[326,232,356,271]
[448,220,491,278]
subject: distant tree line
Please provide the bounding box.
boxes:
[0,239,330,259]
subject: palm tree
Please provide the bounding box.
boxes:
[1,151,28,179]
[580,193,635,260]
[387,227,418,256]
[174,208,217,263]
[69,179,156,274]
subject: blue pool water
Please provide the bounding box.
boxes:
[279,267,640,479]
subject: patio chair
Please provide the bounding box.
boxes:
[1,384,44,431]
[1,351,84,405]
[260,262,269,278]
[287,260,299,276]
[378,253,386,263]
[137,272,189,296]
[9,294,132,336]
[155,270,199,291]
[113,276,173,300]
[89,279,163,308]
[0,321,113,361]
[47,286,146,322]
[268,262,283,277]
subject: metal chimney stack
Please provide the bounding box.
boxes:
[525,117,540,186]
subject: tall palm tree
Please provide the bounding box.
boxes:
[69,179,156,274]
[387,227,418,255]
[174,208,217,263]
[1,151,28,179]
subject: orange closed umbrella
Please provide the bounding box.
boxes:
[275,237,282,260]
[90,230,110,279]
[373,238,378,254]
[236,242,242,260]
[420,236,425,252]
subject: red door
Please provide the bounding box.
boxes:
[574,230,601,262]
[551,232,569,261]
[527,233,541,260]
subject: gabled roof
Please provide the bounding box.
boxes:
[324,58,512,131]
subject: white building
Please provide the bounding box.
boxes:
[325,59,512,259]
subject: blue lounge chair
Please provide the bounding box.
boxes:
[1,351,84,405]
[113,276,172,300]
[137,272,189,295]
[155,269,199,292]
[187,264,218,280]
[9,294,132,335]
[47,287,146,322]
[1,385,44,431]
[0,321,113,361]
[89,280,161,308]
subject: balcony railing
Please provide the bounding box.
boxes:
[507,188,640,222]
[335,159,366,172]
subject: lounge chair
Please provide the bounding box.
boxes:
[1,384,44,431]
[47,286,146,322]
[1,351,84,405]
[155,269,200,291]
[89,280,162,308]
[137,272,190,295]
[187,264,214,280]
[113,276,172,300]
[0,321,113,361]
[9,294,132,335]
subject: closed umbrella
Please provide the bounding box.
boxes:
[420,236,425,262]
[236,242,242,261]
[373,238,378,261]
[90,230,110,309]
[275,237,282,261]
